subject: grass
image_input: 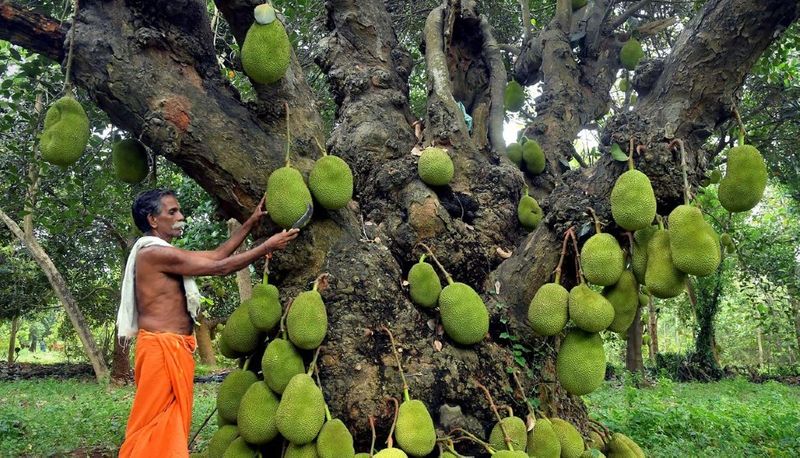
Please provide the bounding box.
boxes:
[585,377,800,457]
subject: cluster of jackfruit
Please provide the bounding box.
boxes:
[619,38,644,71]
[587,431,646,458]
[506,137,546,175]
[417,146,454,186]
[111,138,149,184]
[504,80,525,112]
[241,3,291,85]
[40,95,91,167]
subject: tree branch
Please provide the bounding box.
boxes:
[479,16,507,156]
[609,0,654,31]
[0,2,65,62]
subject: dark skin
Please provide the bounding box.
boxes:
[135,195,299,335]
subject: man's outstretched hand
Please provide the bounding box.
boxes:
[246,195,269,227]
[264,228,300,252]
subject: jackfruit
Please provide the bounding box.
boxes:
[581,451,606,458]
[505,80,525,112]
[285,442,320,458]
[603,271,639,333]
[620,39,644,71]
[111,139,148,184]
[249,281,281,332]
[207,425,239,458]
[373,449,408,458]
[262,337,305,394]
[518,189,543,230]
[522,139,546,174]
[572,0,588,10]
[710,169,722,184]
[309,155,353,210]
[631,226,657,284]
[489,416,527,451]
[556,329,606,396]
[218,336,241,359]
[217,369,258,423]
[527,417,561,458]
[587,430,607,451]
[438,282,489,345]
[266,166,314,229]
[610,170,656,231]
[240,5,291,84]
[718,145,767,212]
[551,418,585,458]
[222,437,257,458]
[668,205,720,276]
[407,255,442,308]
[492,451,528,458]
[720,233,732,247]
[40,95,91,167]
[607,433,644,458]
[507,142,523,166]
[440,453,458,458]
[395,399,436,456]
[287,289,328,350]
[418,147,454,186]
[354,454,371,458]
[222,302,261,354]
[581,233,624,286]
[569,283,615,332]
[275,373,326,444]
[237,381,280,444]
[216,411,233,427]
[528,282,569,336]
[316,418,355,458]
[645,230,686,299]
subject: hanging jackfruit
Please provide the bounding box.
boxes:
[286,288,328,350]
[581,233,625,286]
[620,39,644,71]
[607,433,645,458]
[275,373,326,445]
[610,169,656,231]
[527,417,561,458]
[40,95,91,167]
[438,282,489,345]
[266,166,314,229]
[237,381,280,444]
[645,230,686,299]
[507,142,523,166]
[111,139,149,184]
[207,425,239,458]
[262,337,305,394]
[518,188,543,230]
[217,369,258,424]
[550,418,586,458]
[241,3,291,84]
[395,399,436,456]
[417,146,454,186]
[222,436,257,458]
[407,255,442,308]
[568,283,615,332]
[603,271,639,333]
[489,416,528,451]
[309,154,353,210]
[718,145,767,212]
[249,279,281,332]
[505,80,525,112]
[221,301,261,354]
[522,139,546,174]
[631,226,657,284]
[285,442,320,458]
[668,205,720,276]
[556,329,606,396]
[316,418,355,458]
[528,282,569,336]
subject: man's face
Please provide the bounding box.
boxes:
[148,195,185,238]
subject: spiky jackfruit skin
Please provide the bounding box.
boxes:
[587,430,607,451]
[285,442,320,458]
[373,449,408,458]
[610,170,656,231]
[607,433,644,458]
[668,205,721,276]
[620,39,644,70]
[241,20,291,84]
[493,451,528,458]
[40,96,90,167]
[216,411,234,427]
[222,302,261,354]
[218,336,241,359]
[505,80,525,112]
[354,454,371,458]
[438,282,489,345]
[604,271,639,333]
[440,453,458,458]
[568,283,615,332]
[309,155,353,210]
[262,338,305,394]
[645,230,686,299]
[316,418,355,458]
[556,329,606,395]
[418,147,454,186]
[631,226,657,284]
[522,140,546,174]
[217,370,257,423]
[287,290,328,350]
[551,418,585,458]
[718,145,767,212]
[249,283,281,332]
[489,416,527,451]
[507,142,523,166]
[222,436,257,458]
[275,373,326,445]
[408,261,441,308]
[395,399,436,456]
[581,233,625,286]
[207,425,239,458]
[528,283,569,336]
[518,194,543,230]
[527,417,561,458]
[237,381,280,444]
[581,451,606,458]
[266,166,314,229]
[111,139,148,184]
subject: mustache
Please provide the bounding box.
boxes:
[172,221,186,230]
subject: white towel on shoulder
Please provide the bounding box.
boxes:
[116,236,201,339]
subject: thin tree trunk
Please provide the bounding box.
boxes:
[110,325,131,384]
[648,295,658,358]
[7,316,20,364]
[196,314,218,367]
[626,305,644,375]
[756,326,764,369]
[793,298,800,358]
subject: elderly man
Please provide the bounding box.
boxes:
[117,188,298,457]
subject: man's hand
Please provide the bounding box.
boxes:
[246,195,269,227]
[264,228,300,252]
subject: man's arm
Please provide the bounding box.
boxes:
[196,195,267,260]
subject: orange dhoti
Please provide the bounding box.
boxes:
[119,330,197,458]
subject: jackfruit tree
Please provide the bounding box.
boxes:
[1,0,795,454]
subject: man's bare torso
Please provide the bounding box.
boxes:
[135,246,193,335]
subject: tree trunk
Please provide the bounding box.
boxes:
[110,325,131,384]
[648,295,659,359]
[0,208,108,381]
[196,314,222,367]
[7,316,20,364]
[626,305,644,375]
[689,272,724,380]
[793,297,800,356]
[227,219,253,302]
[756,326,764,369]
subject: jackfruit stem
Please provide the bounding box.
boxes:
[587,207,602,234]
[474,381,515,451]
[450,428,494,454]
[63,0,80,92]
[511,370,536,420]
[732,104,747,146]
[262,255,270,285]
[553,227,573,285]
[419,242,453,284]
[314,137,329,157]
[306,346,321,377]
[324,403,332,422]
[284,102,292,166]
[569,229,585,283]
[279,298,292,339]
[368,415,377,455]
[669,138,691,205]
[656,214,665,231]
[628,138,635,171]
[624,231,634,264]
[419,253,427,263]
[385,397,400,449]
[380,325,410,398]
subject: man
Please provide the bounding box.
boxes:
[117,189,298,457]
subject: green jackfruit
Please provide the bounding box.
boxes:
[493,451,528,458]
[287,289,328,350]
[505,80,525,112]
[316,418,355,458]
[551,418,585,458]
[710,169,722,184]
[222,436,256,458]
[719,145,767,212]
[603,271,639,333]
[522,140,546,174]
[418,147,454,186]
[581,233,624,286]
[395,399,436,456]
[668,205,721,276]
[309,155,353,210]
[438,282,489,345]
[631,226,657,284]
[556,329,606,396]
[275,373,326,445]
[354,454,371,458]
[216,411,233,427]
[620,39,644,71]
[217,369,258,423]
[638,293,648,308]
[489,416,527,451]
[610,170,656,231]
[569,283,615,332]
[440,452,459,458]
[285,442,320,458]
[240,8,291,85]
[221,302,261,354]
[607,433,644,458]
[527,417,561,458]
[249,282,281,332]
[587,430,607,451]
[645,230,686,299]
[518,189,543,230]
[720,233,732,247]
[408,257,442,308]
[572,0,588,10]
[507,142,523,166]
[111,139,148,184]
[373,449,408,458]
[237,381,280,444]
[262,337,305,394]
[618,79,630,92]
[207,425,238,458]
[218,336,241,359]
[40,95,91,167]
[581,451,606,458]
[266,166,314,229]
[528,283,569,336]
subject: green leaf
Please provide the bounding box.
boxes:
[610,144,629,162]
